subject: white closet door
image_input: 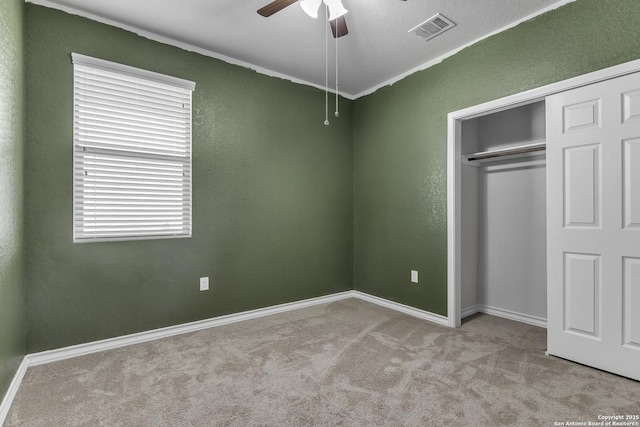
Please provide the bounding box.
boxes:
[546,72,640,381]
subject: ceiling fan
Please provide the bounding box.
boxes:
[257,0,407,38]
[258,0,348,38]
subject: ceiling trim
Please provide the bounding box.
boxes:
[25,0,355,99]
[352,0,577,99]
[26,0,576,100]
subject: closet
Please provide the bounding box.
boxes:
[449,62,640,381]
[459,101,547,327]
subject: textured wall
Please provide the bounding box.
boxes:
[353,0,640,315]
[25,5,353,352]
[0,0,25,402]
[23,0,640,355]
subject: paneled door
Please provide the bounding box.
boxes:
[546,72,640,381]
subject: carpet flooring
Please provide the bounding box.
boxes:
[4,298,640,426]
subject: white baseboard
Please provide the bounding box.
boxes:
[0,289,449,422]
[462,304,547,328]
[26,290,449,367]
[462,304,480,319]
[27,291,355,367]
[0,357,29,426]
[353,291,449,327]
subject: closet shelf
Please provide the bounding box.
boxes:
[465,142,546,163]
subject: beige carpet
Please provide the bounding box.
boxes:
[4,298,640,426]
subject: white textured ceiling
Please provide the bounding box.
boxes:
[30,0,571,98]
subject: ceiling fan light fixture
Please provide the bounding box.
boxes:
[323,0,348,21]
[300,0,322,18]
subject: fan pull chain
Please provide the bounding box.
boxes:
[335,27,339,118]
[324,4,330,126]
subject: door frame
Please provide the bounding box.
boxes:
[446,58,640,328]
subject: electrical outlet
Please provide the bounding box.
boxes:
[411,270,418,284]
[199,277,209,291]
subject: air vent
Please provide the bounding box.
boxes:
[409,13,456,41]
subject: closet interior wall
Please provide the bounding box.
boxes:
[461,101,548,325]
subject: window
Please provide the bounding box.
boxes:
[72,53,195,242]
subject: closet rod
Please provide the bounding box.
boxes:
[466,142,546,162]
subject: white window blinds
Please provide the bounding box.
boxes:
[72,53,196,242]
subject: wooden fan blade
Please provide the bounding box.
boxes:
[330,16,348,38]
[257,0,299,17]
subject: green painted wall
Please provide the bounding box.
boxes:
[353,0,640,315]
[25,5,353,353]
[21,0,640,355]
[0,0,26,402]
